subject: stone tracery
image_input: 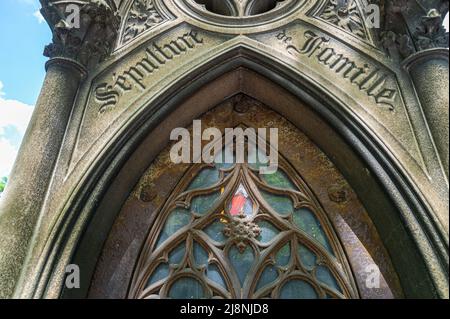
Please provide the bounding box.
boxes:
[192,0,286,17]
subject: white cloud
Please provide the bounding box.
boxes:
[33,10,45,24]
[0,97,34,136]
[0,82,35,177]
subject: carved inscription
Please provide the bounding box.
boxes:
[95,30,204,113]
[277,30,397,110]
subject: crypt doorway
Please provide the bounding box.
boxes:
[87,88,402,299]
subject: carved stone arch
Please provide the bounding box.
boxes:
[13,46,447,299]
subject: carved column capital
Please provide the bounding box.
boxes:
[379,0,449,60]
[40,0,121,70]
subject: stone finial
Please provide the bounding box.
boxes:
[40,0,121,69]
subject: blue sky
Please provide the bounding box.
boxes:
[0,1,448,178]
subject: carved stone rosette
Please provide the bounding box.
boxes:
[40,0,121,69]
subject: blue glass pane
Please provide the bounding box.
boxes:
[316,265,342,293]
[191,192,220,215]
[168,277,205,299]
[298,244,317,270]
[280,280,318,299]
[261,170,296,190]
[207,264,226,289]
[156,208,191,247]
[275,243,291,266]
[257,220,279,243]
[256,265,278,290]
[187,168,220,191]
[260,191,293,216]
[229,245,255,285]
[292,207,333,254]
[147,263,169,287]
[194,242,209,266]
[169,242,186,265]
[203,219,227,243]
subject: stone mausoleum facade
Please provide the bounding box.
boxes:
[0,0,448,299]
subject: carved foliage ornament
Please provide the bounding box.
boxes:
[128,145,358,299]
[95,29,204,113]
[41,0,120,67]
[318,0,368,40]
[414,8,449,51]
[121,0,167,45]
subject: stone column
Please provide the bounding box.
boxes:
[0,0,119,298]
[403,49,449,176]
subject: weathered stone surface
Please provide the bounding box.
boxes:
[40,0,120,68]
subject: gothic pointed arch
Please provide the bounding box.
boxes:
[128,133,359,299]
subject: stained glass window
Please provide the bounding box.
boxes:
[129,148,357,299]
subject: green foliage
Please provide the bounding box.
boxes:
[0,176,8,194]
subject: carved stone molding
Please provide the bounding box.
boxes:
[121,0,168,45]
[40,0,120,69]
